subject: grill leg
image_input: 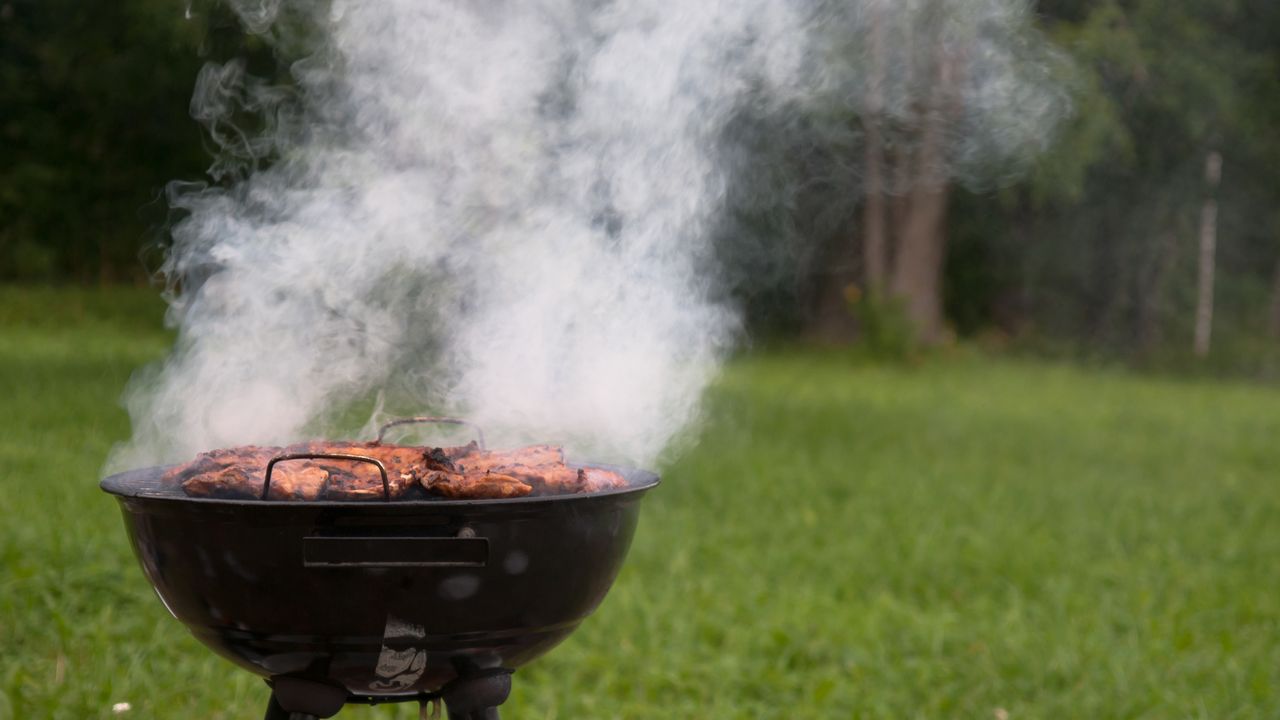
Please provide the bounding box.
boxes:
[263,694,291,720]
[267,677,347,718]
[264,693,321,720]
[441,669,511,720]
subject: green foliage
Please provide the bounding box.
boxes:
[1024,9,1137,206]
[851,291,918,362]
[4,287,1280,717]
[946,0,1280,375]
[0,1,209,282]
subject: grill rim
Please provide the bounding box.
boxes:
[100,461,659,508]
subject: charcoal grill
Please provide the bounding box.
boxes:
[100,418,659,720]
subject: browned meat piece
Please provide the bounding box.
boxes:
[481,464,628,494]
[263,464,331,500]
[178,465,262,499]
[452,445,564,474]
[424,470,533,499]
[581,467,628,492]
[173,450,337,500]
[168,446,278,499]
[489,463,585,494]
[162,445,275,484]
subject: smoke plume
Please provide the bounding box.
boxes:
[112,0,1067,471]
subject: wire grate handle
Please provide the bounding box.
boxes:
[375,417,485,449]
[263,453,390,501]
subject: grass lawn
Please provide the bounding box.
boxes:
[2,286,1278,719]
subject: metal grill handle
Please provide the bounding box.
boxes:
[376,417,485,449]
[262,453,390,501]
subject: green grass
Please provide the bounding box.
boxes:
[2,286,1278,719]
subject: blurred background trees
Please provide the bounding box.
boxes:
[1002,0,1280,372]
[2,0,1278,375]
[0,0,277,283]
[1,0,205,282]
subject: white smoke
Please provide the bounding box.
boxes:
[114,0,806,469]
[112,0,1068,471]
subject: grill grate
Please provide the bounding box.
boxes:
[102,462,654,505]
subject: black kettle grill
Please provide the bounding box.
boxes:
[100,418,659,719]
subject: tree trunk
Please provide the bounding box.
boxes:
[890,144,912,235]
[888,51,957,345]
[889,180,949,343]
[1193,152,1221,357]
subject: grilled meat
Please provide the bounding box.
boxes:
[452,445,565,473]
[167,441,623,500]
[424,470,532,499]
[581,467,629,492]
[449,444,625,493]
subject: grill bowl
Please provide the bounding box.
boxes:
[101,463,658,699]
